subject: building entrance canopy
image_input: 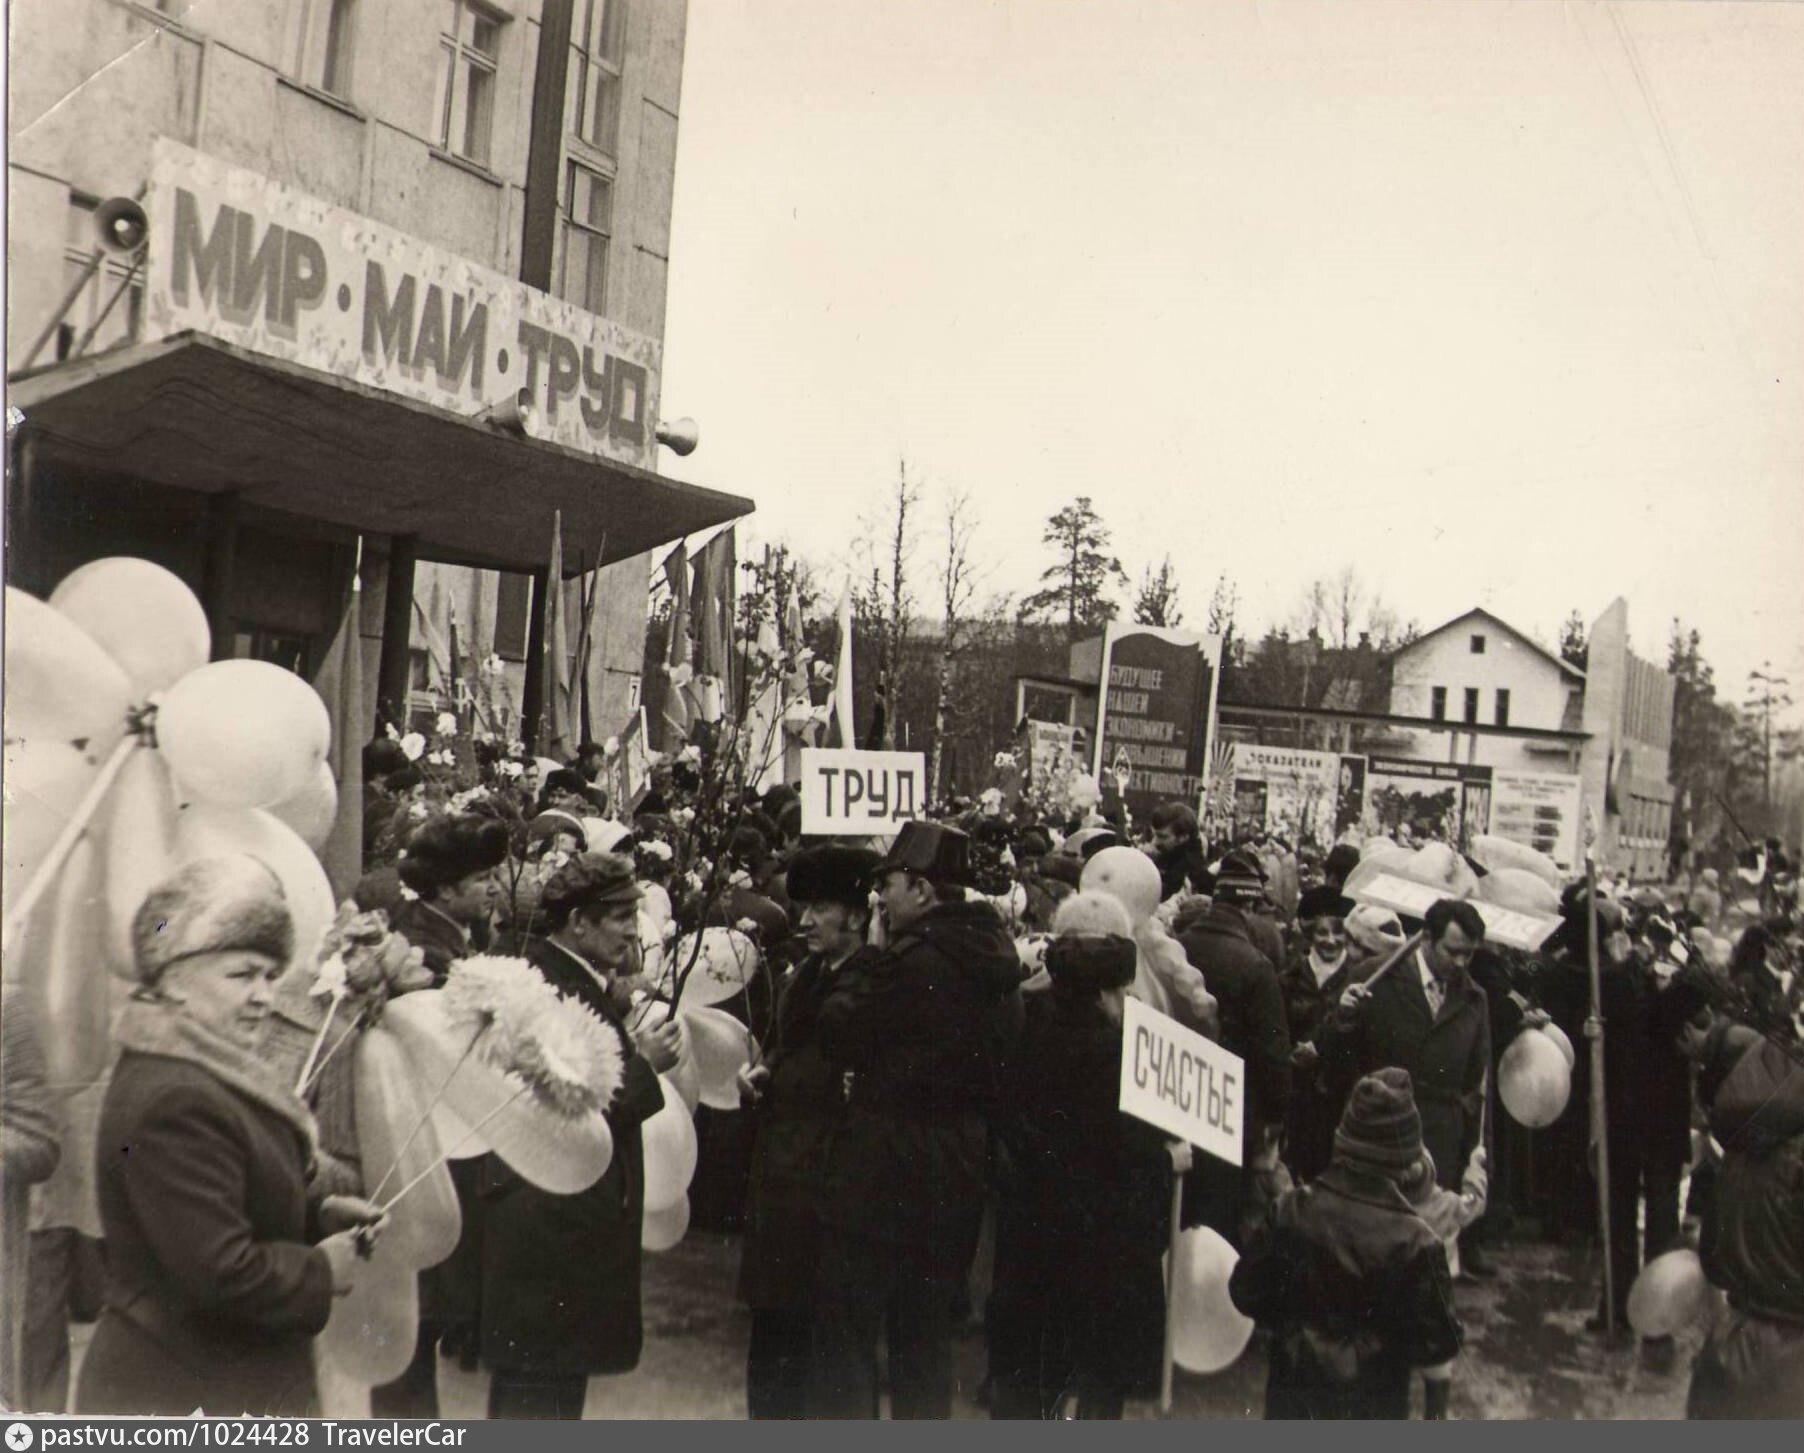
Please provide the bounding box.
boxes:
[8,331,752,574]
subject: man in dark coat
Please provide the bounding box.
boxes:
[1319,898,1491,1199]
[373,813,509,1415]
[1148,802,1210,901]
[1278,886,1371,1184]
[987,921,1179,1419]
[1173,854,1293,1243]
[481,853,680,1418]
[1230,1068,1463,1419]
[1688,1027,1804,1418]
[807,822,1026,1419]
[737,844,881,1419]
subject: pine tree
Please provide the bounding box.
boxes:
[1019,496,1127,638]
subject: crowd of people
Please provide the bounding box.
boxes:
[3,730,1800,1421]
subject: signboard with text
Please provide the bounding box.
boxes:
[1490,769,1583,872]
[1361,757,1494,852]
[143,139,660,463]
[1350,872,1561,953]
[799,749,926,836]
[1227,744,1368,851]
[1119,997,1244,1167]
[1092,625,1222,824]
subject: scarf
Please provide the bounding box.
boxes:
[1309,947,1349,989]
[115,995,320,1161]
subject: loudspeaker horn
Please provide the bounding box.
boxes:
[655,417,699,456]
[94,197,150,256]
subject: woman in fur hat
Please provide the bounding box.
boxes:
[75,858,387,1416]
[1229,1067,1462,1419]
[987,892,1189,1419]
[736,843,882,1419]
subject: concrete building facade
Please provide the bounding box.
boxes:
[7,0,747,770]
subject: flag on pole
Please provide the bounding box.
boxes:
[687,528,736,724]
[312,540,365,899]
[830,581,857,749]
[543,511,574,758]
[649,543,693,750]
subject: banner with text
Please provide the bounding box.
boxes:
[799,748,926,836]
[1092,625,1222,824]
[1227,744,1368,851]
[144,139,660,463]
[1119,997,1244,1167]
[1490,769,1583,872]
[1361,757,1494,852]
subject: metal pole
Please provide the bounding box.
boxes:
[69,251,145,359]
[20,249,105,369]
[1160,1163,1185,1415]
[1585,856,1615,1334]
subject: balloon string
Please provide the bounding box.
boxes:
[375,1087,526,1215]
[2,735,140,944]
[294,990,347,1097]
[298,1003,367,1099]
[366,1022,487,1204]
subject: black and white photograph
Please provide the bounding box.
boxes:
[3,0,1802,1426]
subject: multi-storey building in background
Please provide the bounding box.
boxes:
[7,0,750,811]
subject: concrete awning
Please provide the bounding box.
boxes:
[8,332,753,574]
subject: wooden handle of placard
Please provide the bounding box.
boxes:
[1160,1164,1184,1415]
[1355,929,1427,993]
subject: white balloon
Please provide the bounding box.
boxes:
[1167,1226,1254,1374]
[2,736,103,922]
[657,928,760,1009]
[355,1026,461,1269]
[641,1195,691,1252]
[640,1074,699,1213]
[682,1003,758,1111]
[1477,867,1562,916]
[318,1226,420,1387]
[157,659,331,809]
[3,587,135,750]
[1082,846,1162,926]
[100,748,180,980]
[1541,1021,1576,1070]
[49,557,210,698]
[269,761,339,854]
[1499,1028,1571,1129]
[1627,1248,1710,1338]
[172,803,336,971]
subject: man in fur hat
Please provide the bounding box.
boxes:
[807,822,1025,1418]
[1230,1068,1463,1419]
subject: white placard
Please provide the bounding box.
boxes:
[799,748,927,836]
[1351,872,1561,953]
[1120,997,1244,1167]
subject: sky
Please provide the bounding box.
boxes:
[657,0,1802,713]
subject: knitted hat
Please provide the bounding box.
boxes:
[131,855,295,985]
[540,851,641,922]
[397,814,511,896]
[1212,848,1268,906]
[1332,1068,1425,1177]
[1045,933,1138,994]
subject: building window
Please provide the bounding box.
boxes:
[1430,686,1447,721]
[572,0,626,156]
[434,0,502,166]
[295,0,357,96]
[1495,689,1511,727]
[561,162,612,314]
[1470,633,1486,654]
[56,196,143,361]
[1463,688,1479,724]
[234,627,310,676]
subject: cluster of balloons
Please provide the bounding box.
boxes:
[4,559,338,1088]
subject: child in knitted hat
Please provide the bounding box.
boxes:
[1398,1147,1488,1419]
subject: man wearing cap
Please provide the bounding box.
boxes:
[737,845,882,1419]
[1230,1068,1463,1419]
[1172,850,1294,1243]
[807,822,1026,1419]
[1321,899,1492,1218]
[481,853,680,1418]
[1279,886,1373,1183]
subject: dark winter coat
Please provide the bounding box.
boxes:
[1317,952,1490,1189]
[988,989,1173,1402]
[1277,949,1375,1183]
[477,936,666,1377]
[1689,1035,1804,1418]
[75,1053,333,1416]
[389,898,474,983]
[1175,903,1294,1237]
[1229,1162,1463,1419]
[737,947,875,1310]
[1154,838,1211,902]
[815,899,1025,1271]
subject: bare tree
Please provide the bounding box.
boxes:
[928,488,982,803]
[1293,565,1400,649]
[1132,556,1184,627]
[851,458,920,748]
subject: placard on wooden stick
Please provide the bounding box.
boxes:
[799,748,927,836]
[1120,997,1245,1168]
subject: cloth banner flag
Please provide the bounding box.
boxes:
[541,511,575,758]
[647,543,692,751]
[830,582,857,750]
[311,544,364,900]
